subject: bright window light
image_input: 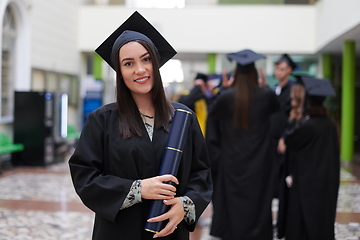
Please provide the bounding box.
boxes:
[160,59,184,84]
[61,94,68,138]
[125,0,185,8]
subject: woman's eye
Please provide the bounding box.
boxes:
[123,62,132,66]
[143,57,151,62]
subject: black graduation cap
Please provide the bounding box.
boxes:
[276,54,297,70]
[95,11,177,70]
[295,75,336,97]
[226,49,265,73]
[194,73,208,82]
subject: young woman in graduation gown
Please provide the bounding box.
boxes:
[68,12,212,240]
[281,93,340,240]
[276,83,306,238]
[206,49,279,240]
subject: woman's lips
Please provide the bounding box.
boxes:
[134,77,150,84]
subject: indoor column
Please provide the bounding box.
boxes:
[93,53,103,80]
[341,40,356,162]
[207,53,216,74]
[322,53,332,79]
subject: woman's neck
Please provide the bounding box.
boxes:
[132,93,154,117]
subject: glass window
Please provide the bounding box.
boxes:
[86,53,93,75]
[60,74,79,106]
[69,76,79,107]
[32,69,46,91]
[59,75,71,94]
[1,5,16,122]
[46,72,58,91]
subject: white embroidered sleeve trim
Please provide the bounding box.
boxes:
[120,180,142,210]
[179,196,196,225]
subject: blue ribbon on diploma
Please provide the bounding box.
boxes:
[145,108,192,233]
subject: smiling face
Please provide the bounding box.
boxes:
[119,41,154,98]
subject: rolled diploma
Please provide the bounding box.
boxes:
[145,108,192,233]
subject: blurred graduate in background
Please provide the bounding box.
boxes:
[177,73,221,240]
[275,81,307,238]
[277,76,340,240]
[260,53,298,199]
[177,73,218,134]
[206,49,279,240]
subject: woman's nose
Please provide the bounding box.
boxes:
[135,63,146,74]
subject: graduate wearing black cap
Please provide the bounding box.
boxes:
[177,72,216,134]
[278,76,340,240]
[270,54,297,141]
[177,73,209,113]
[264,53,298,200]
[275,82,307,239]
[69,11,212,240]
[206,49,279,240]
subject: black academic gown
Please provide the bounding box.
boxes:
[270,80,294,198]
[69,102,212,240]
[283,116,340,240]
[177,85,206,112]
[276,119,298,238]
[270,80,294,141]
[206,87,279,240]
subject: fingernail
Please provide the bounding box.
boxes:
[153,235,158,238]
[163,200,168,203]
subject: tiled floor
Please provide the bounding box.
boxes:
[1,155,360,239]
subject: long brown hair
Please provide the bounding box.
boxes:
[289,83,306,123]
[114,39,174,138]
[232,64,259,130]
[307,96,328,117]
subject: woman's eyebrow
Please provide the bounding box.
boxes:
[140,52,149,58]
[121,52,149,63]
[121,57,133,63]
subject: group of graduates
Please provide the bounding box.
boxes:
[178,50,340,240]
[68,10,340,240]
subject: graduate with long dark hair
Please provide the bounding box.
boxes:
[280,76,340,240]
[68,11,212,240]
[206,49,279,240]
[276,82,306,238]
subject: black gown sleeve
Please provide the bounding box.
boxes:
[177,86,205,111]
[68,112,133,223]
